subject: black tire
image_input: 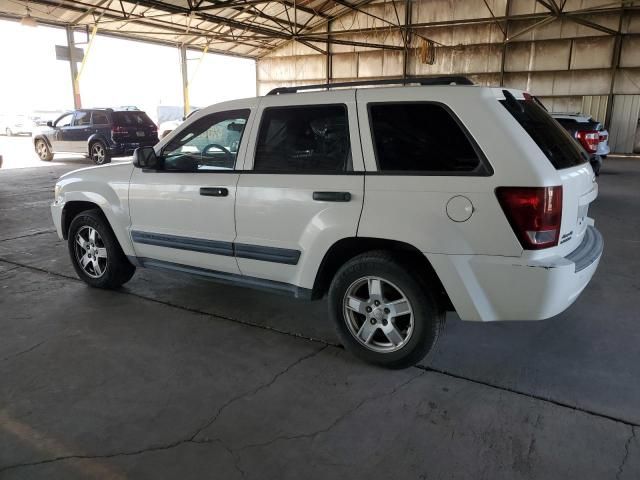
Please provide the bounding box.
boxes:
[328,251,445,369]
[35,139,53,161]
[89,140,111,165]
[67,209,135,289]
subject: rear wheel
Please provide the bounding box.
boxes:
[329,251,445,369]
[68,210,135,289]
[35,139,53,161]
[90,141,111,165]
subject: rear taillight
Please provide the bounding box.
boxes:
[575,130,599,153]
[111,125,127,136]
[599,132,607,142]
[496,186,563,250]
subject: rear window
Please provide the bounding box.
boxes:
[501,94,589,169]
[112,111,154,127]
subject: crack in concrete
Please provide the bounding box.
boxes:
[418,365,640,430]
[2,341,46,362]
[190,345,328,443]
[0,229,56,243]
[0,257,338,347]
[4,256,640,432]
[0,345,327,475]
[234,369,426,452]
[3,256,640,431]
[617,426,636,480]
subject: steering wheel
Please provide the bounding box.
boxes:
[202,143,232,160]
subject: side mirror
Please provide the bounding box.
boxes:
[46,121,53,127]
[133,146,161,169]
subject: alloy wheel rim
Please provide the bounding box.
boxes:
[343,276,414,353]
[74,226,108,278]
[37,141,47,159]
[92,144,105,164]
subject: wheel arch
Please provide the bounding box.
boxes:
[61,201,108,240]
[60,194,135,258]
[33,134,52,149]
[87,133,110,152]
[311,237,453,310]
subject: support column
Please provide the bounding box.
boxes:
[605,9,624,129]
[180,45,190,118]
[500,0,511,87]
[403,0,411,79]
[326,20,332,84]
[66,26,81,109]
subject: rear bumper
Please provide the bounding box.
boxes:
[109,139,158,157]
[427,225,603,322]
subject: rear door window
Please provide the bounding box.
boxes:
[368,103,488,174]
[501,94,589,169]
[254,105,351,173]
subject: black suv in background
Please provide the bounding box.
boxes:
[33,109,158,165]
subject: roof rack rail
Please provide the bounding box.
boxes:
[266,76,473,95]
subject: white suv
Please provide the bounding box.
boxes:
[51,77,603,368]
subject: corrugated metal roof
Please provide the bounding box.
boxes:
[0,0,360,58]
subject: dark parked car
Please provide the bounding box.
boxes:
[33,109,158,165]
[552,113,605,175]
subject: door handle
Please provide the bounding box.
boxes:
[313,191,351,202]
[200,187,229,197]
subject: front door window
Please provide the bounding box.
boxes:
[162,109,250,172]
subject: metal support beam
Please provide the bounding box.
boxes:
[500,0,511,86]
[326,20,331,84]
[66,26,82,109]
[605,9,625,129]
[403,0,411,78]
[180,44,190,118]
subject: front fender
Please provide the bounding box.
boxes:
[55,164,135,256]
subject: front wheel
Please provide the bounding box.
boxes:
[90,141,111,165]
[328,251,445,369]
[35,139,53,161]
[68,210,135,289]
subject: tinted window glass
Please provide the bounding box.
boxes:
[163,109,250,172]
[254,105,351,173]
[92,111,109,125]
[501,97,588,169]
[112,111,154,127]
[74,111,91,126]
[369,103,483,173]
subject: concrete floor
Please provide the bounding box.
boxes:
[1,140,639,479]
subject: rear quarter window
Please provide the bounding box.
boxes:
[368,103,490,175]
[112,111,154,127]
[501,94,589,170]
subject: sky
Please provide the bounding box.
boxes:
[0,19,256,122]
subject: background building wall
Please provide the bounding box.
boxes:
[256,0,640,152]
